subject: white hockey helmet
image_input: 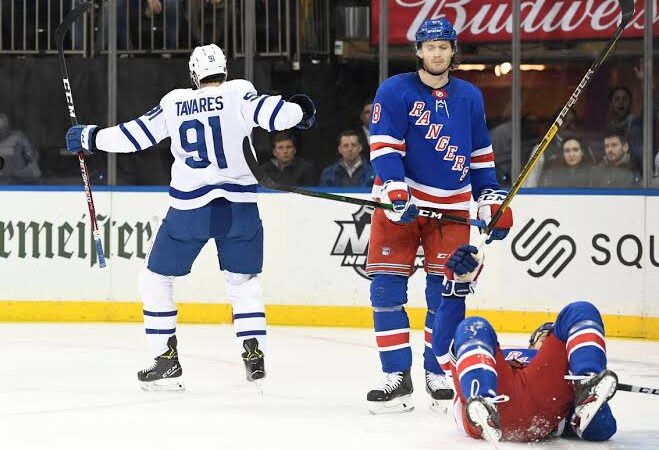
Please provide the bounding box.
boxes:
[189,44,227,88]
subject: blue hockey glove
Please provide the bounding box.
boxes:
[446,245,480,276]
[289,94,316,130]
[65,125,98,154]
[477,188,514,244]
[380,180,419,224]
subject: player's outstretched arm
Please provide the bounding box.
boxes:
[65,104,169,154]
[240,82,315,132]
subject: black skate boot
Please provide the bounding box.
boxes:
[425,371,454,413]
[137,335,184,392]
[571,369,618,434]
[466,396,502,443]
[241,338,266,382]
[367,370,414,414]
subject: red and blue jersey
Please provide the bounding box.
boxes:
[369,72,498,210]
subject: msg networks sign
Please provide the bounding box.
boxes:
[372,0,659,45]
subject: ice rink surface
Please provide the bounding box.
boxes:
[1,324,658,450]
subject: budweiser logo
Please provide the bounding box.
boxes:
[394,0,657,42]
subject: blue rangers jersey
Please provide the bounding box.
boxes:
[92,80,303,209]
[369,72,498,210]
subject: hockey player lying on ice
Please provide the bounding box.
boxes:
[445,246,618,443]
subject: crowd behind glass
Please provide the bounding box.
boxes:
[1,0,657,189]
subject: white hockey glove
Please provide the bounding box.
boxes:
[380,180,419,224]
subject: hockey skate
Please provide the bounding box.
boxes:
[570,369,618,434]
[367,370,414,414]
[242,338,266,394]
[466,396,503,443]
[137,335,184,392]
[425,371,454,414]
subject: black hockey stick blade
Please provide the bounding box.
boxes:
[55,1,92,52]
[618,383,659,396]
[619,0,635,24]
[241,137,483,227]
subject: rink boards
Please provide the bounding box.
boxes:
[0,187,657,339]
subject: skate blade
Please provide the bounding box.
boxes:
[430,399,450,415]
[253,379,264,396]
[368,395,414,415]
[467,401,502,445]
[140,377,185,392]
[575,374,618,433]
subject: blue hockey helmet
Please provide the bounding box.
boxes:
[415,18,457,48]
[529,322,554,347]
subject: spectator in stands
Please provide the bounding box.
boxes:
[319,130,375,187]
[603,86,643,170]
[96,0,139,51]
[594,130,640,188]
[145,0,180,50]
[0,113,41,184]
[261,132,316,186]
[356,102,372,157]
[189,0,226,46]
[540,136,597,188]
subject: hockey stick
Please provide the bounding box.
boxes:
[482,0,636,238]
[55,1,106,268]
[241,137,485,227]
[618,382,659,396]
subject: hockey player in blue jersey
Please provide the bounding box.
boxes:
[64,44,316,391]
[365,18,513,413]
[449,302,618,443]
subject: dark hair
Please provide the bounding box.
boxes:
[200,73,227,84]
[561,135,585,151]
[608,86,632,103]
[603,129,628,145]
[337,129,360,146]
[272,131,295,148]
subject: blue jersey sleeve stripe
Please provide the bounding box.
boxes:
[135,118,157,146]
[253,96,269,125]
[268,99,285,131]
[119,123,141,151]
[169,183,258,200]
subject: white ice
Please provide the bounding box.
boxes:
[1,324,658,450]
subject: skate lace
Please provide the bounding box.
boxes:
[426,372,452,391]
[470,380,509,404]
[378,372,404,394]
[140,360,157,374]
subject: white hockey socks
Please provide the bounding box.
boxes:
[225,271,266,353]
[139,268,177,358]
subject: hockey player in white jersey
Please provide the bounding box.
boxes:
[64,44,316,391]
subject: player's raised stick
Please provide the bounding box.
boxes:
[55,1,106,268]
[242,137,485,228]
[477,0,635,246]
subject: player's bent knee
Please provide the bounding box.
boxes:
[224,271,263,311]
[139,268,175,309]
[454,316,497,349]
[370,274,408,308]
[555,300,604,341]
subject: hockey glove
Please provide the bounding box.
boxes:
[65,125,98,154]
[289,94,316,130]
[443,244,484,297]
[380,180,419,224]
[477,188,513,244]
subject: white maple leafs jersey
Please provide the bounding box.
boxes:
[94,79,303,209]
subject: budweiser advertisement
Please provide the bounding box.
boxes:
[372,0,659,45]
